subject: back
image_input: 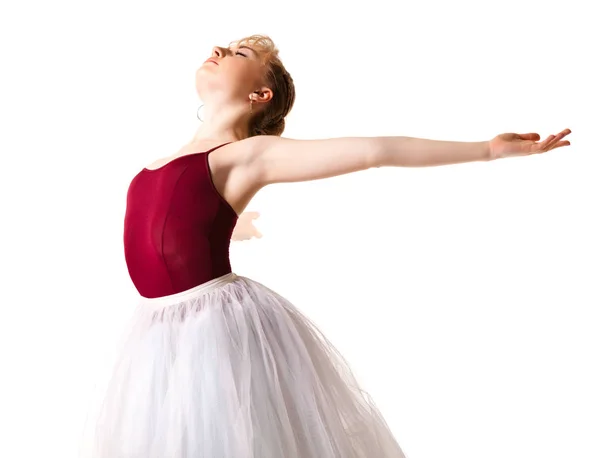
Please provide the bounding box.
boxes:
[123,143,238,298]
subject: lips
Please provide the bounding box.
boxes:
[204,58,218,65]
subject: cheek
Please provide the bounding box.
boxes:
[196,63,260,97]
[226,67,259,94]
[232,62,262,82]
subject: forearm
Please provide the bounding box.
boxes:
[371,136,492,168]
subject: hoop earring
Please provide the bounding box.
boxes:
[197,104,204,122]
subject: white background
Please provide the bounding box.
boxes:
[1,0,598,457]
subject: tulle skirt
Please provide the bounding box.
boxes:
[80,272,406,457]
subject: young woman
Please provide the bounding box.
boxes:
[81,34,571,458]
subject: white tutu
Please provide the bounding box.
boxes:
[80,273,406,457]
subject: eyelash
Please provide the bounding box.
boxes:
[235,51,247,57]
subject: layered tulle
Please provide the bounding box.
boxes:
[80,273,406,458]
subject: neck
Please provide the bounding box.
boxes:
[188,102,251,146]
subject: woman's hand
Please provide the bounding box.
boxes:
[231,211,263,241]
[489,128,571,159]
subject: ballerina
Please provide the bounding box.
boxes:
[80,34,571,458]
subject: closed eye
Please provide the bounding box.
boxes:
[235,51,247,57]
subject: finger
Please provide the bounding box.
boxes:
[519,133,541,141]
[544,136,563,150]
[551,129,571,141]
[545,136,565,150]
[558,128,572,137]
[546,130,573,150]
[549,140,571,150]
[533,134,555,152]
[546,128,572,146]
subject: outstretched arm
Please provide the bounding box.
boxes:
[247,129,571,186]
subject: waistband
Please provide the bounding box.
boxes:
[139,272,238,309]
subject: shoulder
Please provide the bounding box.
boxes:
[210,135,280,176]
[228,135,279,163]
[205,135,282,197]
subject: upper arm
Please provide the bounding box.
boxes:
[246,135,381,186]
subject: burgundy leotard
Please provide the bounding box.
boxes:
[123,143,237,298]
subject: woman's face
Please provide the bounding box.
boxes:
[195,43,268,104]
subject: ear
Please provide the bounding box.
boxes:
[252,87,273,104]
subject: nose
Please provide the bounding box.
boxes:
[211,46,225,58]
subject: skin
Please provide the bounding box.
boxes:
[146,42,572,239]
[231,211,262,241]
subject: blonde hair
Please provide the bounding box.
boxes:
[229,35,296,137]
